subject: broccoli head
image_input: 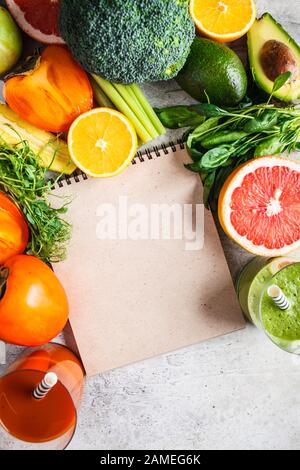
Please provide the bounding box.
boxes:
[59,0,195,84]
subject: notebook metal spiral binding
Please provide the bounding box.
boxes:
[52,139,186,189]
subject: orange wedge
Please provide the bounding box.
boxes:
[68,108,137,178]
[190,0,256,42]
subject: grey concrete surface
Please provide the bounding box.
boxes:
[1,0,300,450]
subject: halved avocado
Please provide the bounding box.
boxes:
[248,13,300,102]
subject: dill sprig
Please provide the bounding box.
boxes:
[0,139,71,264]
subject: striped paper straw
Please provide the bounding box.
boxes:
[267,285,290,310]
[33,372,58,400]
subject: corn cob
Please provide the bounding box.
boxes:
[0,103,76,174]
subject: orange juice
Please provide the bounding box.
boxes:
[0,370,76,442]
[0,343,85,448]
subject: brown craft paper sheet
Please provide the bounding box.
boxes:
[53,146,245,376]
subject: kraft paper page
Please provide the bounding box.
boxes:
[54,146,245,376]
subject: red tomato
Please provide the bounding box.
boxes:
[0,255,69,346]
[0,192,28,264]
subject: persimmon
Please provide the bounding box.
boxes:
[3,45,93,133]
[0,192,28,264]
[0,255,69,346]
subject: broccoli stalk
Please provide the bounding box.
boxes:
[91,75,165,144]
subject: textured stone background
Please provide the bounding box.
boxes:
[1,0,300,450]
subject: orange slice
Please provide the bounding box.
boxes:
[218,156,300,257]
[68,108,137,178]
[190,0,256,42]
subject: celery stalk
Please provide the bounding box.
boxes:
[91,78,115,109]
[130,84,166,136]
[125,86,161,139]
[113,83,159,139]
[126,86,150,124]
[91,74,152,144]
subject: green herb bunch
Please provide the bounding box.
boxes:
[156,73,300,208]
[185,102,300,207]
[0,139,71,264]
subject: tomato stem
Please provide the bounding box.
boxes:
[0,267,9,300]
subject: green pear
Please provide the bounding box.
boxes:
[0,7,22,76]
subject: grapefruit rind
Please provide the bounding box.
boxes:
[218,156,300,256]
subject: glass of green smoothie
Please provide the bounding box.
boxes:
[259,262,300,354]
[236,257,294,326]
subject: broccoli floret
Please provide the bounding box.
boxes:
[59,0,195,84]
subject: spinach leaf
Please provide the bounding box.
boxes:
[265,72,293,106]
[201,146,233,170]
[191,103,229,118]
[200,130,248,149]
[187,147,203,162]
[254,136,285,156]
[184,161,203,172]
[154,106,205,129]
[202,171,216,208]
[187,117,220,148]
[280,117,294,133]
[273,71,292,93]
[243,110,278,133]
[210,166,235,208]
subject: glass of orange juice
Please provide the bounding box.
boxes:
[0,342,85,450]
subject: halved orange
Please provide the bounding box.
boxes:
[68,108,137,178]
[218,156,300,256]
[190,0,256,42]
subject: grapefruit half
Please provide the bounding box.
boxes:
[6,0,64,44]
[218,156,300,256]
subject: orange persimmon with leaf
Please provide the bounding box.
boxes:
[3,45,93,133]
[0,255,69,346]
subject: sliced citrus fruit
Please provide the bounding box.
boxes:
[190,0,256,42]
[6,0,64,44]
[68,108,138,178]
[218,156,300,256]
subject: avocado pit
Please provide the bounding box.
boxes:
[260,39,298,82]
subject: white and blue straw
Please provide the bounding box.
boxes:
[267,285,290,310]
[33,372,58,400]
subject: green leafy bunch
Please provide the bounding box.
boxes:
[0,139,71,264]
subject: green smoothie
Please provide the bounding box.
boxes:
[237,257,293,327]
[260,263,300,347]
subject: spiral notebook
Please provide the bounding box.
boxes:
[53,142,245,377]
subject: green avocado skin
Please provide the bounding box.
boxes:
[176,38,247,106]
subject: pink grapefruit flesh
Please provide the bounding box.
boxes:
[218,156,300,256]
[6,0,64,44]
